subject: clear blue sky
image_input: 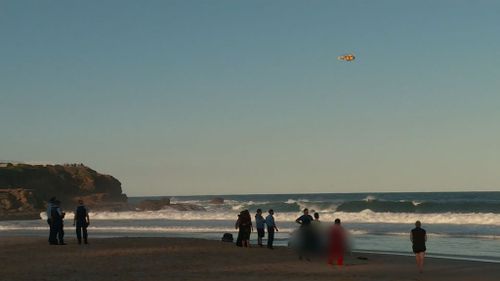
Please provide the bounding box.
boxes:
[1,0,500,196]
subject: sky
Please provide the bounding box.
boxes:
[1,0,500,196]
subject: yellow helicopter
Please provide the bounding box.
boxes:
[337,53,356,62]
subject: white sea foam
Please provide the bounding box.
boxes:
[328,210,500,226]
[412,201,423,206]
[363,195,377,202]
[37,209,500,226]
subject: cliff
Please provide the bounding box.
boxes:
[0,163,127,219]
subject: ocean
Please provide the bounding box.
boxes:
[1,192,499,263]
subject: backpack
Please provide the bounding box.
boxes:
[221,233,233,242]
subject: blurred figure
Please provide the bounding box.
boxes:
[265,209,278,249]
[313,212,320,222]
[328,218,346,266]
[235,210,252,247]
[311,212,324,254]
[255,209,266,247]
[73,199,90,245]
[411,220,427,273]
[295,208,314,260]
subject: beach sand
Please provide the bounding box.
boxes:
[1,237,498,281]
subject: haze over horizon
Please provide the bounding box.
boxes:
[2,1,500,196]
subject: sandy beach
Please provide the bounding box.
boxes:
[1,237,498,281]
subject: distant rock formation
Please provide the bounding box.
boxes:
[0,163,128,219]
[209,197,224,204]
[137,198,171,211]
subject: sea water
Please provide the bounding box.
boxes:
[1,192,499,263]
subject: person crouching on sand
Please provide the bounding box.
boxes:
[411,220,427,273]
[328,218,346,266]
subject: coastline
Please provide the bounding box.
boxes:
[1,237,498,281]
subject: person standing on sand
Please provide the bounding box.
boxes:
[50,200,66,245]
[328,218,346,266]
[265,209,278,249]
[73,199,90,245]
[235,210,252,247]
[255,209,266,247]
[311,212,322,254]
[411,220,427,273]
[47,197,57,245]
[295,208,314,260]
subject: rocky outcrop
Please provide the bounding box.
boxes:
[209,197,224,204]
[137,198,171,211]
[0,189,42,220]
[0,163,128,218]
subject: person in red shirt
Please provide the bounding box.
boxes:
[328,218,346,266]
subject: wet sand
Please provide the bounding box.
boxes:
[0,237,498,281]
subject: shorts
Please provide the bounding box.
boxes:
[413,245,426,254]
[257,228,265,238]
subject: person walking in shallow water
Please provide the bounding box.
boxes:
[411,220,427,273]
[265,209,278,249]
[73,199,90,245]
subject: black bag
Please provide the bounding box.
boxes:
[221,233,234,242]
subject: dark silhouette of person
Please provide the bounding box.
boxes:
[235,210,252,247]
[411,220,427,273]
[73,199,90,245]
[51,200,66,245]
[47,197,57,245]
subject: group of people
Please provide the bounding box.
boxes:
[46,197,91,245]
[235,208,428,272]
[294,208,347,265]
[235,209,278,249]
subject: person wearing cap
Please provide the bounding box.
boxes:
[73,199,90,244]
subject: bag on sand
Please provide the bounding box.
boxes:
[221,233,234,243]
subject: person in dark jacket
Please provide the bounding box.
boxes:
[73,199,90,245]
[411,220,427,273]
[235,210,252,247]
[265,209,278,249]
[51,200,66,245]
[295,208,314,261]
[47,197,57,245]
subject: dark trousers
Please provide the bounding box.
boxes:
[48,219,58,244]
[267,227,275,248]
[76,224,88,244]
[52,222,64,244]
